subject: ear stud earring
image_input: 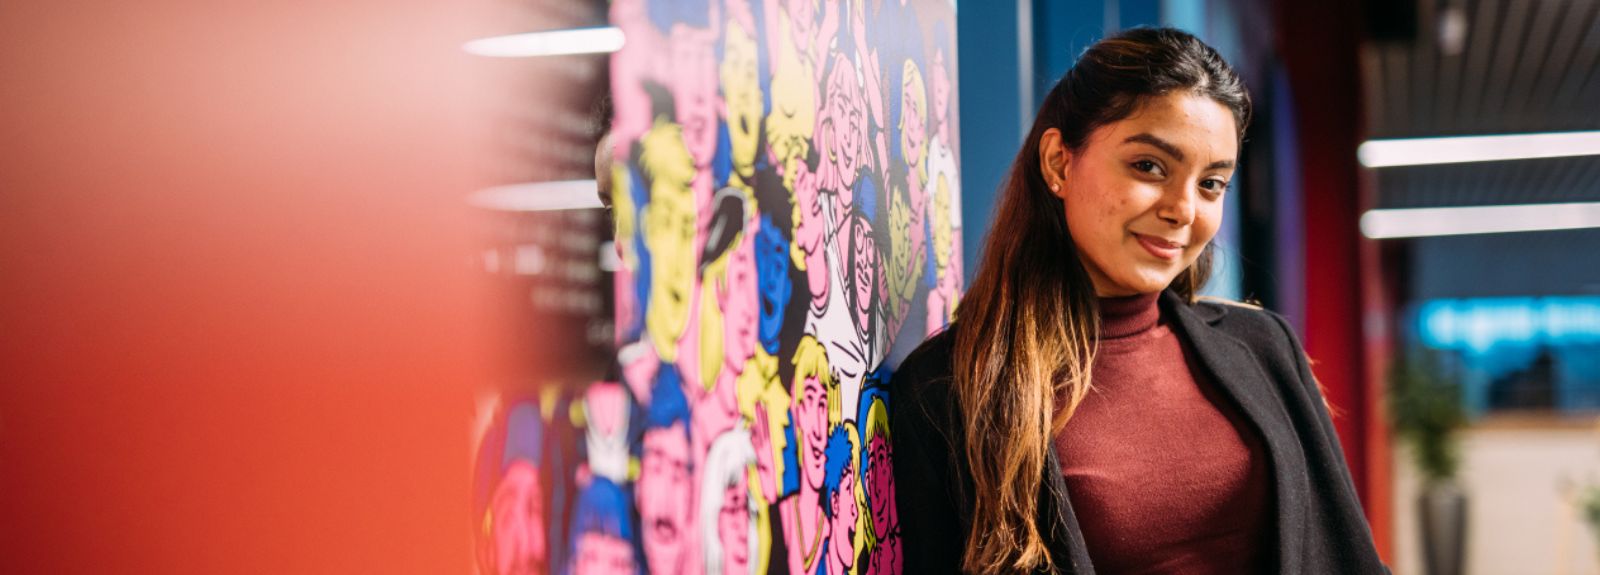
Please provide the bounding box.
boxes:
[1051,183,1061,192]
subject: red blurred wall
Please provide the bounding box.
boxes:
[0,1,501,572]
[1275,0,1394,560]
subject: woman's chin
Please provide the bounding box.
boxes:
[1105,268,1180,295]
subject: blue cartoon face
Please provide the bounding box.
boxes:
[755,214,792,354]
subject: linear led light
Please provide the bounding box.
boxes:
[463,26,625,58]
[1357,130,1600,167]
[468,180,602,212]
[1359,202,1600,239]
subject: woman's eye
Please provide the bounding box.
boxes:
[1132,160,1164,176]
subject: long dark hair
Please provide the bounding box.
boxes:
[950,27,1251,573]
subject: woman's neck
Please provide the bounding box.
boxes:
[1097,291,1162,339]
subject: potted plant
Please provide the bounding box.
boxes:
[1389,349,1468,575]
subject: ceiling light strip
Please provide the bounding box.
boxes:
[1360,202,1600,239]
[468,180,603,212]
[463,26,625,58]
[1357,131,1600,167]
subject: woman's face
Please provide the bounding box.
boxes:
[1048,91,1237,297]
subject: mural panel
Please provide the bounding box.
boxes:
[475,0,959,572]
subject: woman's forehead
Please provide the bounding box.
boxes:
[1092,92,1239,162]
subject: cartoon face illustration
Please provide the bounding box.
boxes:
[639,422,693,573]
[642,120,701,361]
[754,215,792,355]
[781,0,819,56]
[817,52,865,194]
[701,429,761,575]
[899,59,928,176]
[673,26,720,168]
[822,424,862,575]
[718,477,753,574]
[886,184,922,312]
[829,465,858,572]
[574,532,636,575]
[866,434,894,538]
[721,19,763,178]
[719,221,760,371]
[847,214,879,336]
[766,14,816,186]
[931,46,951,138]
[790,336,834,490]
[571,478,637,575]
[639,376,696,575]
[789,166,829,308]
[489,461,547,575]
[794,375,829,489]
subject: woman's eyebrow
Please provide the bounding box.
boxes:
[1123,132,1235,170]
[1123,133,1185,161]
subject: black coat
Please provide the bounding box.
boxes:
[889,290,1389,574]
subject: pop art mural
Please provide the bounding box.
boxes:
[475,0,959,572]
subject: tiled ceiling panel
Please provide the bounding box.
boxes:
[1360,0,1600,299]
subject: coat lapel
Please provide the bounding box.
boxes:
[1041,446,1096,574]
[1164,291,1310,574]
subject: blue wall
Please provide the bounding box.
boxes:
[956,0,1028,285]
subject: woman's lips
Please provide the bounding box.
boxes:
[1134,233,1184,260]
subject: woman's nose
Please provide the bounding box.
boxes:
[1156,184,1197,227]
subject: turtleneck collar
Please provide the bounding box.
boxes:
[1097,291,1162,340]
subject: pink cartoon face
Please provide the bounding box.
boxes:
[574,532,636,575]
[672,26,720,168]
[931,47,951,138]
[794,376,829,489]
[829,461,859,572]
[790,168,829,307]
[639,423,694,574]
[818,53,865,195]
[490,461,547,575]
[866,435,895,537]
[783,0,819,54]
[717,472,753,574]
[720,228,759,370]
[848,215,879,334]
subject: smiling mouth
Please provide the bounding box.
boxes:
[1133,233,1184,260]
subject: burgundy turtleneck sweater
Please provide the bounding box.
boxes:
[1054,292,1273,574]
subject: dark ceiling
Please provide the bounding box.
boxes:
[1359,0,1600,298]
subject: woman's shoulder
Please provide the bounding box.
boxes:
[890,325,958,392]
[1188,295,1303,353]
[888,325,961,425]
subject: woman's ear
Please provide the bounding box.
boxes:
[1038,128,1072,200]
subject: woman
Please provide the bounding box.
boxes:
[889,28,1387,574]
